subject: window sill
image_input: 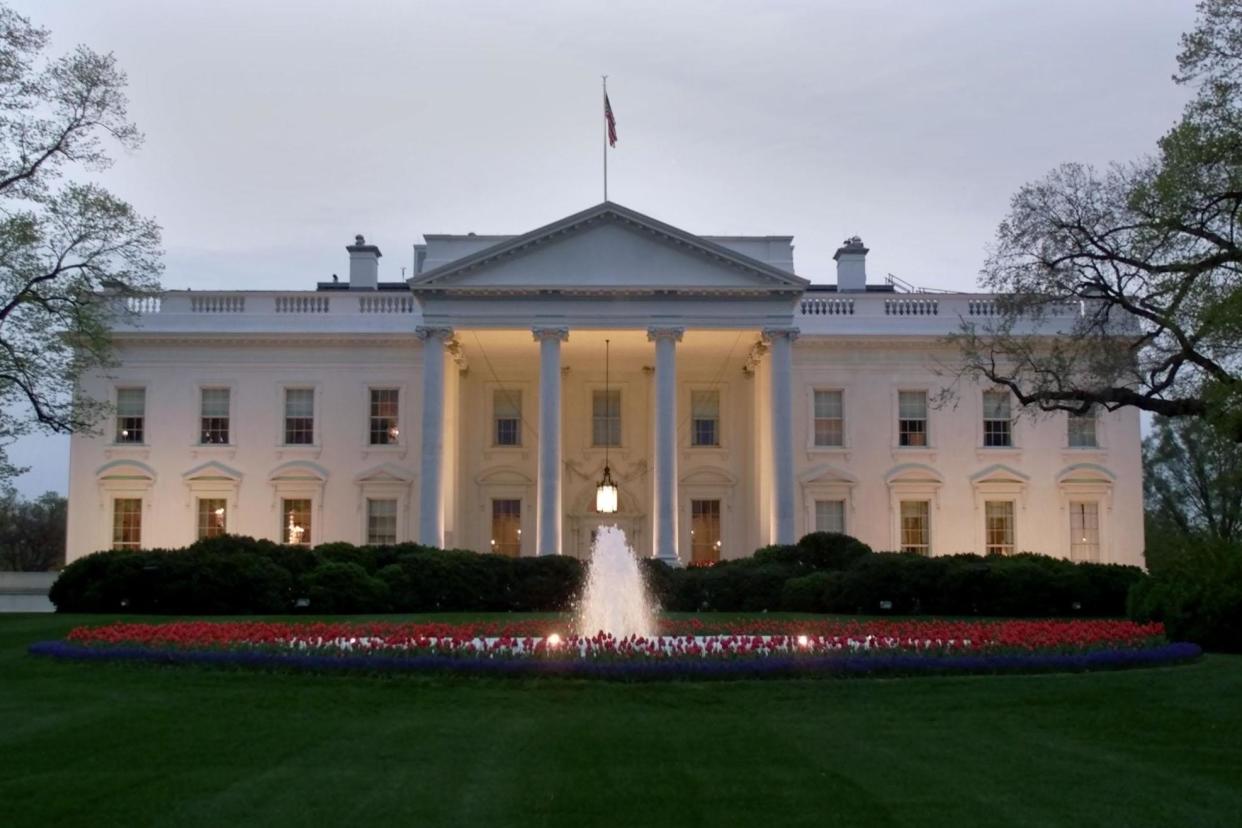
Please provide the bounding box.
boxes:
[891,447,938,462]
[104,445,151,460]
[276,445,322,460]
[976,447,1022,461]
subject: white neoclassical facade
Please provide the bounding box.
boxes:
[65,202,1144,566]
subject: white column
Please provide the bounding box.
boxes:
[649,327,683,564]
[764,327,799,545]
[416,326,451,547]
[534,327,568,557]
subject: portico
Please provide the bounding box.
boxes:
[408,202,808,563]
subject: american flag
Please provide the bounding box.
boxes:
[605,94,617,147]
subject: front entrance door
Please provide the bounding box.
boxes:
[690,499,721,564]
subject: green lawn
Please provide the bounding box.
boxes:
[2,614,1240,828]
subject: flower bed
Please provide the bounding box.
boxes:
[28,618,1200,680]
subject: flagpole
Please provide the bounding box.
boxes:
[602,75,608,202]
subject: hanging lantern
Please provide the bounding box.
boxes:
[595,337,619,514]
[596,463,619,514]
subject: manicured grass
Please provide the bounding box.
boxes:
[3,614,1241,828]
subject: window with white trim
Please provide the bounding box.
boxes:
[898,391,928,447]
[493,389,521,447]
[900,500,930,555]
[284,389,314,445]
[112,498,142,549]
[1067,409,1098,448]
[197,498,227,539]
[283,498,312,545]
[691,390,720,447]
[366,498,398,545]
[1070,501,1100,561]
[592,389,621,447]
[369,388,399,445]
[985,500,1015,555]
[814,499,845,534]
[813,390,843,447]
[982,391,1012,447]
[200,388,230,444]
[115,388,145,443]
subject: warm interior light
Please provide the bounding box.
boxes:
[389,426,400,439]
[596,465,619,514]
[797,634,809,647]
[546,632,562,647]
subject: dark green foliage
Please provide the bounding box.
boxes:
[302,562,388,614]
[51,535,584,614]
[779,572,835,612]
[52,530,1141,618]
[755,532,872,572]
[1128,539,1242,653]
[49,546,294,614]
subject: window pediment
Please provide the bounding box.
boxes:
[183,460,243,482]
[268,460,329,482]
[96,459,156,482]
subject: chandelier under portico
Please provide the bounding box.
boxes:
[595,338,619,514]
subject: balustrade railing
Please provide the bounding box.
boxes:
[190,295,245,313]
[799,297,854,315]
[884,298,939,316]
[359,294,415,313]
[275,295,330,313]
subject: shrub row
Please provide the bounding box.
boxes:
[644,532,1143,617]
[50,535,585,614]
[52,530,1145,620]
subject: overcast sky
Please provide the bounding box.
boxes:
[5,0,1197,496]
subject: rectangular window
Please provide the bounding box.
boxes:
[898,391,928,447]
[690,499,722,564]
[900,500,930,555]
[985,500,1015,555]
[815,499,846,534]
[491,499,521,556]
[493,389,522,446]
[284,388,314,445]
[982,391,1012,447]
[283,498,312,546]
[592,389,621,447]
[115,388,145,443]
[197,498,227,540]
[1067,410,1098,448]
[813,390,844,447]
[369,388,399,445]
[1070,501,1100,562]
[112,498,142,549]
[199,388,230,444]
[366,498,398,545]
[691,390,720,447]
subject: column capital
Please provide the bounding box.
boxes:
[532,327,569,342]
[415,325,454,341]
[647,326,685,343]
[762,326,800,343]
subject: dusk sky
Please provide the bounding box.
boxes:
[7,0,1196,496]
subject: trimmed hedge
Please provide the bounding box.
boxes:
[51,530,1144,618]
[50,535,585,614]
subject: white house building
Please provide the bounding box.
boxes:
[65,202,1144,567]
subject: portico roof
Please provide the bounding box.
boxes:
[407,201,810,297]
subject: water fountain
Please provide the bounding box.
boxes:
[576,525,656,638]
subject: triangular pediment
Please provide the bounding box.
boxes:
[409,202,807,295]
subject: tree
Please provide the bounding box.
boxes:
[0,488,66,570]
[1145,416,1242,543]
[0,5,161,482]
[953,0,1242,440]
